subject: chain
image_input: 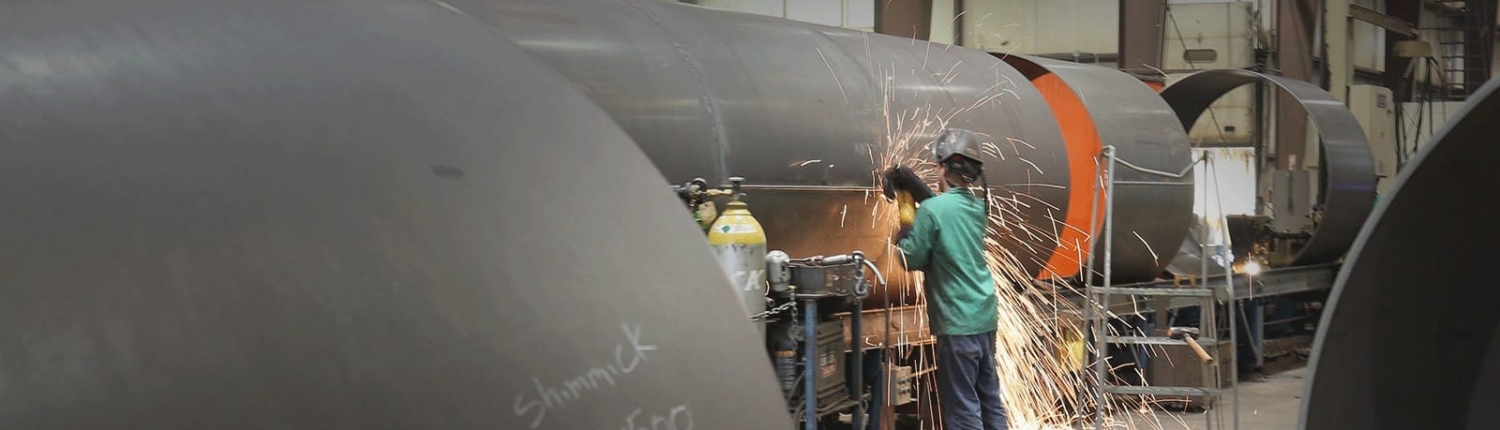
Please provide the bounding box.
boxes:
[751,300,799,322]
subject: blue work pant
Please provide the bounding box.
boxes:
[936,330,1008,430]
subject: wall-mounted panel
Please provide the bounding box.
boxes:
[1348,85,1396,193]
[962,0,1119,56]
[1162,2,1254,71]
[1351,20,1387,72]
[1163,2,1255,146]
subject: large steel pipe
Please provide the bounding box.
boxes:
[464,0,1196,287]
[1159,70,1376,267]
[1299,78,1500,430]
[1002,56,1195,282]
[462,0,1063,285]
[0,1,788,428]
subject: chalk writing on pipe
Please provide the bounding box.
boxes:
[513,323,659,428]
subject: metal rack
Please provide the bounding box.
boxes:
[1086,146,1238,430]
[764,252,878,430]
[1433,0,1495,98]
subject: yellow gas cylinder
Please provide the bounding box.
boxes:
[708,194,768,332]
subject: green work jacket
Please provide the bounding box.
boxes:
[896,187,999,336]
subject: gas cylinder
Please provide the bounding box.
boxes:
[707,177,769,333]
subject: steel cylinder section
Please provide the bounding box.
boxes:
[1158,70,1377,267]
[1299,78,1500,430]
[1002,56,1196,282]
[0,1,790,428]
[465,0,1074,294]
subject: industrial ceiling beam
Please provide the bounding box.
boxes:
[1350,4,1418,36]
[874,0,934,41]
[1276,0,1319,170]
[1385,0,1424,102]
[1118,0,1167,74]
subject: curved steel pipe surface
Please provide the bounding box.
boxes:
[1158,69,1376,266]
[1003,56,1195,282]
[462,0,1093,295]
[0,1,788,428]
[1299,78,1500,430]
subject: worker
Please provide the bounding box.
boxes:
[892,128,1006,430]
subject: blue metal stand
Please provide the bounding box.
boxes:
[863,349,884,430]
[850,297,864,430]
[1243,299,1265,369]
[802,298,818,430]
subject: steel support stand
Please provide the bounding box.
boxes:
[1200,258,1212,430]
[803,298,818,430]
[851,294,864,430]
[1225,251,1239,430]
[1090,147,1224,429]
[1091,145,1118,430]
[1208,153,1240,430]
[1199,153,1215,430]
[1084,145,1104,430]
[864,349,884,430]
[1252,301,1264,369]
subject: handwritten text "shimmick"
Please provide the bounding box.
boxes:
[513,323,658,429]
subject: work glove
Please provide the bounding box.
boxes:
[895,190,917,227]
[881,165,933,228]
[892,225,912,245]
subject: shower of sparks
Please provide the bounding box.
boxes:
[793,159,824,167]
[923,38,933,71]
[1008,137,1038,151]
[1018,157,1046,175]
[1133,230,1160,262]
[939,62,963,83]
[853,51,1177,430]
[815,47,850,104]
[974,12,995,27]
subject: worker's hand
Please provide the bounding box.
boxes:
[882,165,935,203]
[880,166,901,200]
[896,191,917,227]
[891,225,912,244]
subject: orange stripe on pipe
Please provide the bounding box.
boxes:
[1028,72,1104,280]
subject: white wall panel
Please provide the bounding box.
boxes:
[961,0,1118,56]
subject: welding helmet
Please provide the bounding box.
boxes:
[931,128,984,183]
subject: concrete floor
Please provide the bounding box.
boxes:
[1125,367,1308,430]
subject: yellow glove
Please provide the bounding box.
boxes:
[896,190,917,227]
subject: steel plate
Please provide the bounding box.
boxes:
[1299,78,1500,430]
